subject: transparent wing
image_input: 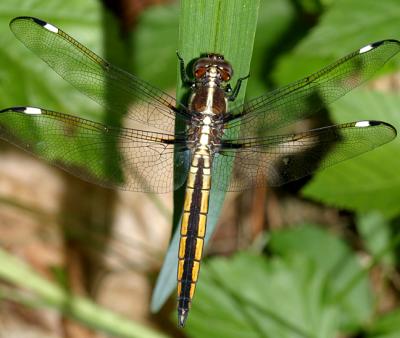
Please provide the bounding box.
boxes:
[212,121,396,191]
[9,16,190,133]
[0,107,190,193]
[225,40,400,138]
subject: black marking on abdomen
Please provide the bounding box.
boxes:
[178,157,204,311]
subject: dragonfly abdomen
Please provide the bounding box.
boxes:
[177,152,211,327]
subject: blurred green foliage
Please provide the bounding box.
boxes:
[303,91,400,217]
[189,224,371,338]
[0,0,399,337]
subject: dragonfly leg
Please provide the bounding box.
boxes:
[176,51,194,86]
[228,73,250,101]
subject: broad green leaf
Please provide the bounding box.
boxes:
[269,224,373,330]
[367,308,400,338]
[246,0,295,97]
[303,91,400,218]
[132,4,179,90]
[357,212,396,266]
[273,0,400,84]
[186,252,340,338]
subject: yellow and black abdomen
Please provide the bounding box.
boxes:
[177,152,211,326]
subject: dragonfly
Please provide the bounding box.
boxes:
[0,17,399,327]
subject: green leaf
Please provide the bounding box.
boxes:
[186,225,375,336]
[303,91,400,218]
[269,224,373,330]
[273,0,400,85]
[245,0,295,97]
[187,252,340,338]
[357,212,396,266]
[367,308,400,338]
[151,0,260,314]
[132,4,179,90]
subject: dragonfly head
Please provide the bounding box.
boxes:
[193,53,233,83]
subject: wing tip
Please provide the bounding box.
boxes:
[0,106,43,115]
[10,16,35,27]
[0,106,23,114]
[10,16,59,33]
[359,39,400,54]
[11,16,43,24]
[354,120,397,138]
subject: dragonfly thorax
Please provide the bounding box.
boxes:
[188,60,228,153]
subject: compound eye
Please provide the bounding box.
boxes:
[194,67,207,79]
[220,69,231,81]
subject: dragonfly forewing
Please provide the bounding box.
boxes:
[225,40,400,139]
[9,16,190,133]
